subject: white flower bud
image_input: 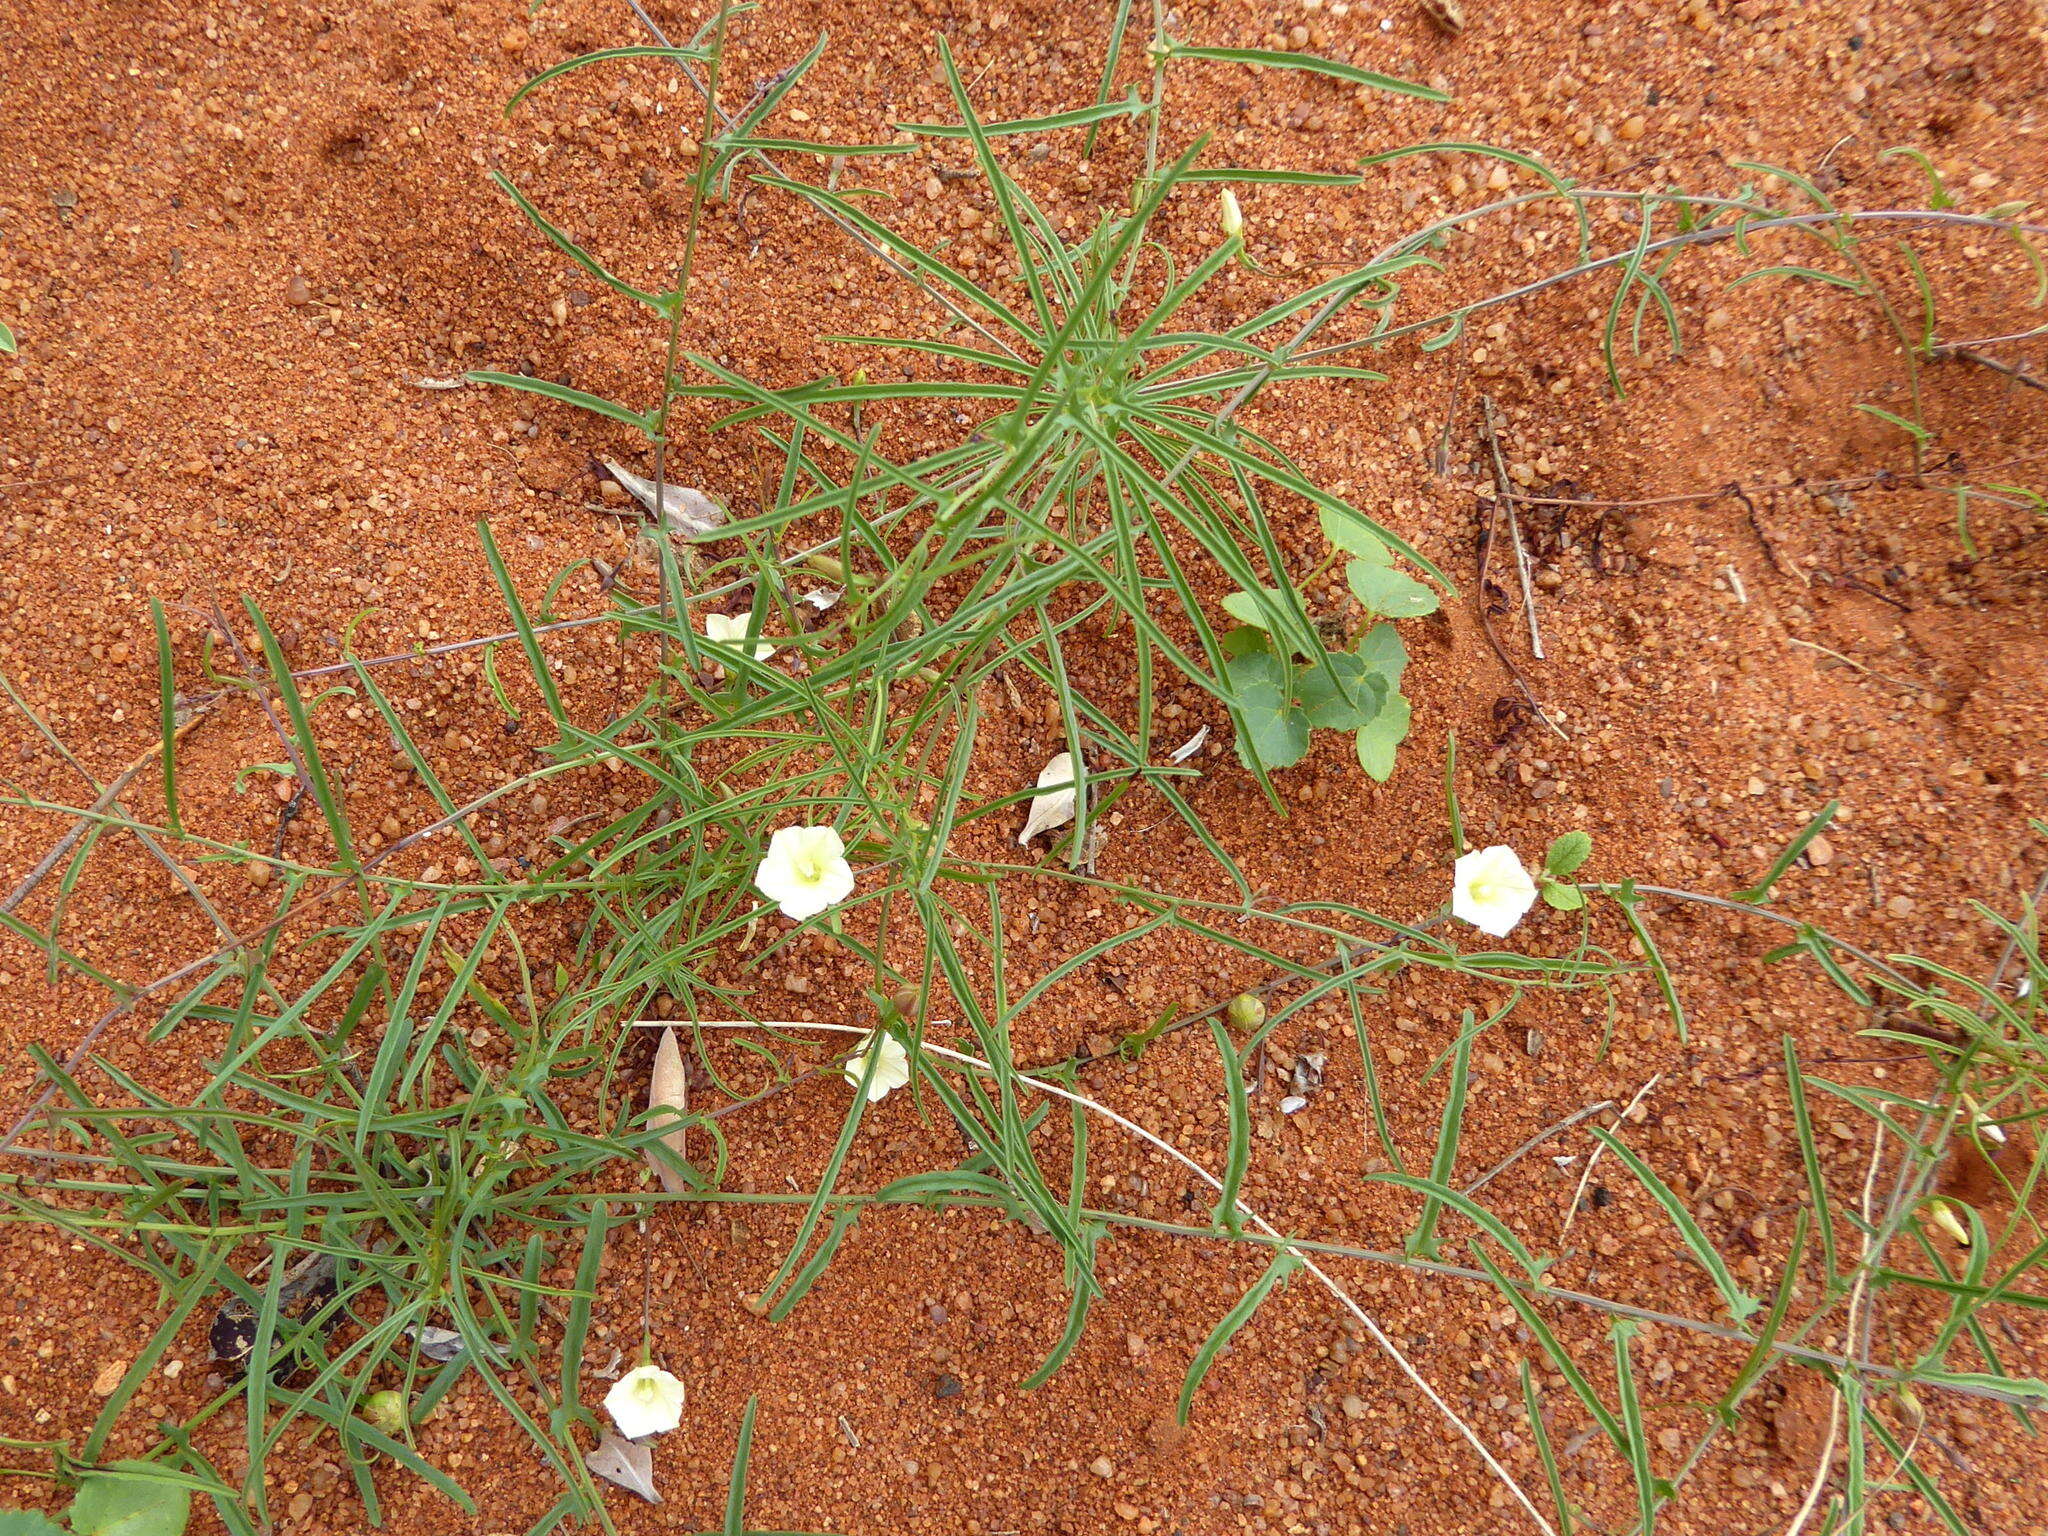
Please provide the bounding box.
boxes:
[1219,189,1244,240]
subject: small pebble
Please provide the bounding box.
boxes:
[285,275,311,306]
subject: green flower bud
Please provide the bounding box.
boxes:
[1226,993,1265,1033]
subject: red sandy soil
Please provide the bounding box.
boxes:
[4,1,2048,1533]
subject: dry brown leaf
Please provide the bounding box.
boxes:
[1017,751,1078,845]
[602,459,727,539]
[646,1026,690,1194]
[1418,0,1465,32]
[587,1430,662,1502]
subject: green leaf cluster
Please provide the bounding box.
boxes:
[1218,505,1437,779]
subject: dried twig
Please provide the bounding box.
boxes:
[2,704,214,917]
[1785,637,1925,696]
[1479,399,1546,659]
[1940,344,2048,395]
[1431,349,1467,477]
[1561,1074,1662,1239]
[1475,402,1567,741]
[1462,1099,1616,1196]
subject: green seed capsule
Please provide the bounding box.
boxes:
[363,1389,406,1436]
[1227,993,1265,1032]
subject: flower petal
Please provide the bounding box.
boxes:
[844,1031,910,1101]
[604,1365,685,1440]
[1451,844,1538,938]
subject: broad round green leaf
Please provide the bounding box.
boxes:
[1220,588,1279,631]
[1354,690,1412,782]
[1224,646,1310,771]
[67,1464,191,1536]
[1545,829,1594,879]
[1346,561,1439,618]
[1318,506,1389,562]
[1299,655,1385,731]
[1354,622,1409,686]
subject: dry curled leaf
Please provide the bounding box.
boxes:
[602,459,727,539]
[1279,1052,1326,1116]
[404,1325,468,1363]
[1017,751,1078,846]
[210,1251,337,1377]
[1418,0,1465,32]
[587,1431,662,1503]
[646,1026,691,1194]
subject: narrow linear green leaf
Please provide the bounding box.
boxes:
[1022,1224,1106,1389]
[1731,799,1838,903]
[1855,402,1931,444]
[895,91,1146,139]
[1178,1250,1300,1423]
[1726,265,1867,293]
[1610,1321,1665,1536]
[1720,1206,1809,1420]
[1372,1171,1547,1279]
[1588,1126,1760,1322]
[1407,1024,1470,1260]
[1182,168,1364,186]
[464,371,656,434]
[1165,44,1447,102]
[487,171,671,313]
[1864,1412,1969,1536]
[716,137,916,158]
[766,1208,859,1322]
[1782,1039,1840,1285]
[1469,1242,1626,1454]
[506,46,711,112]
[724,1395,760,1536]
[1520,1360,1575,1536]
[1609,880,1687,1043]
[150,597,181,839]
[1211,1018,1251,1235]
